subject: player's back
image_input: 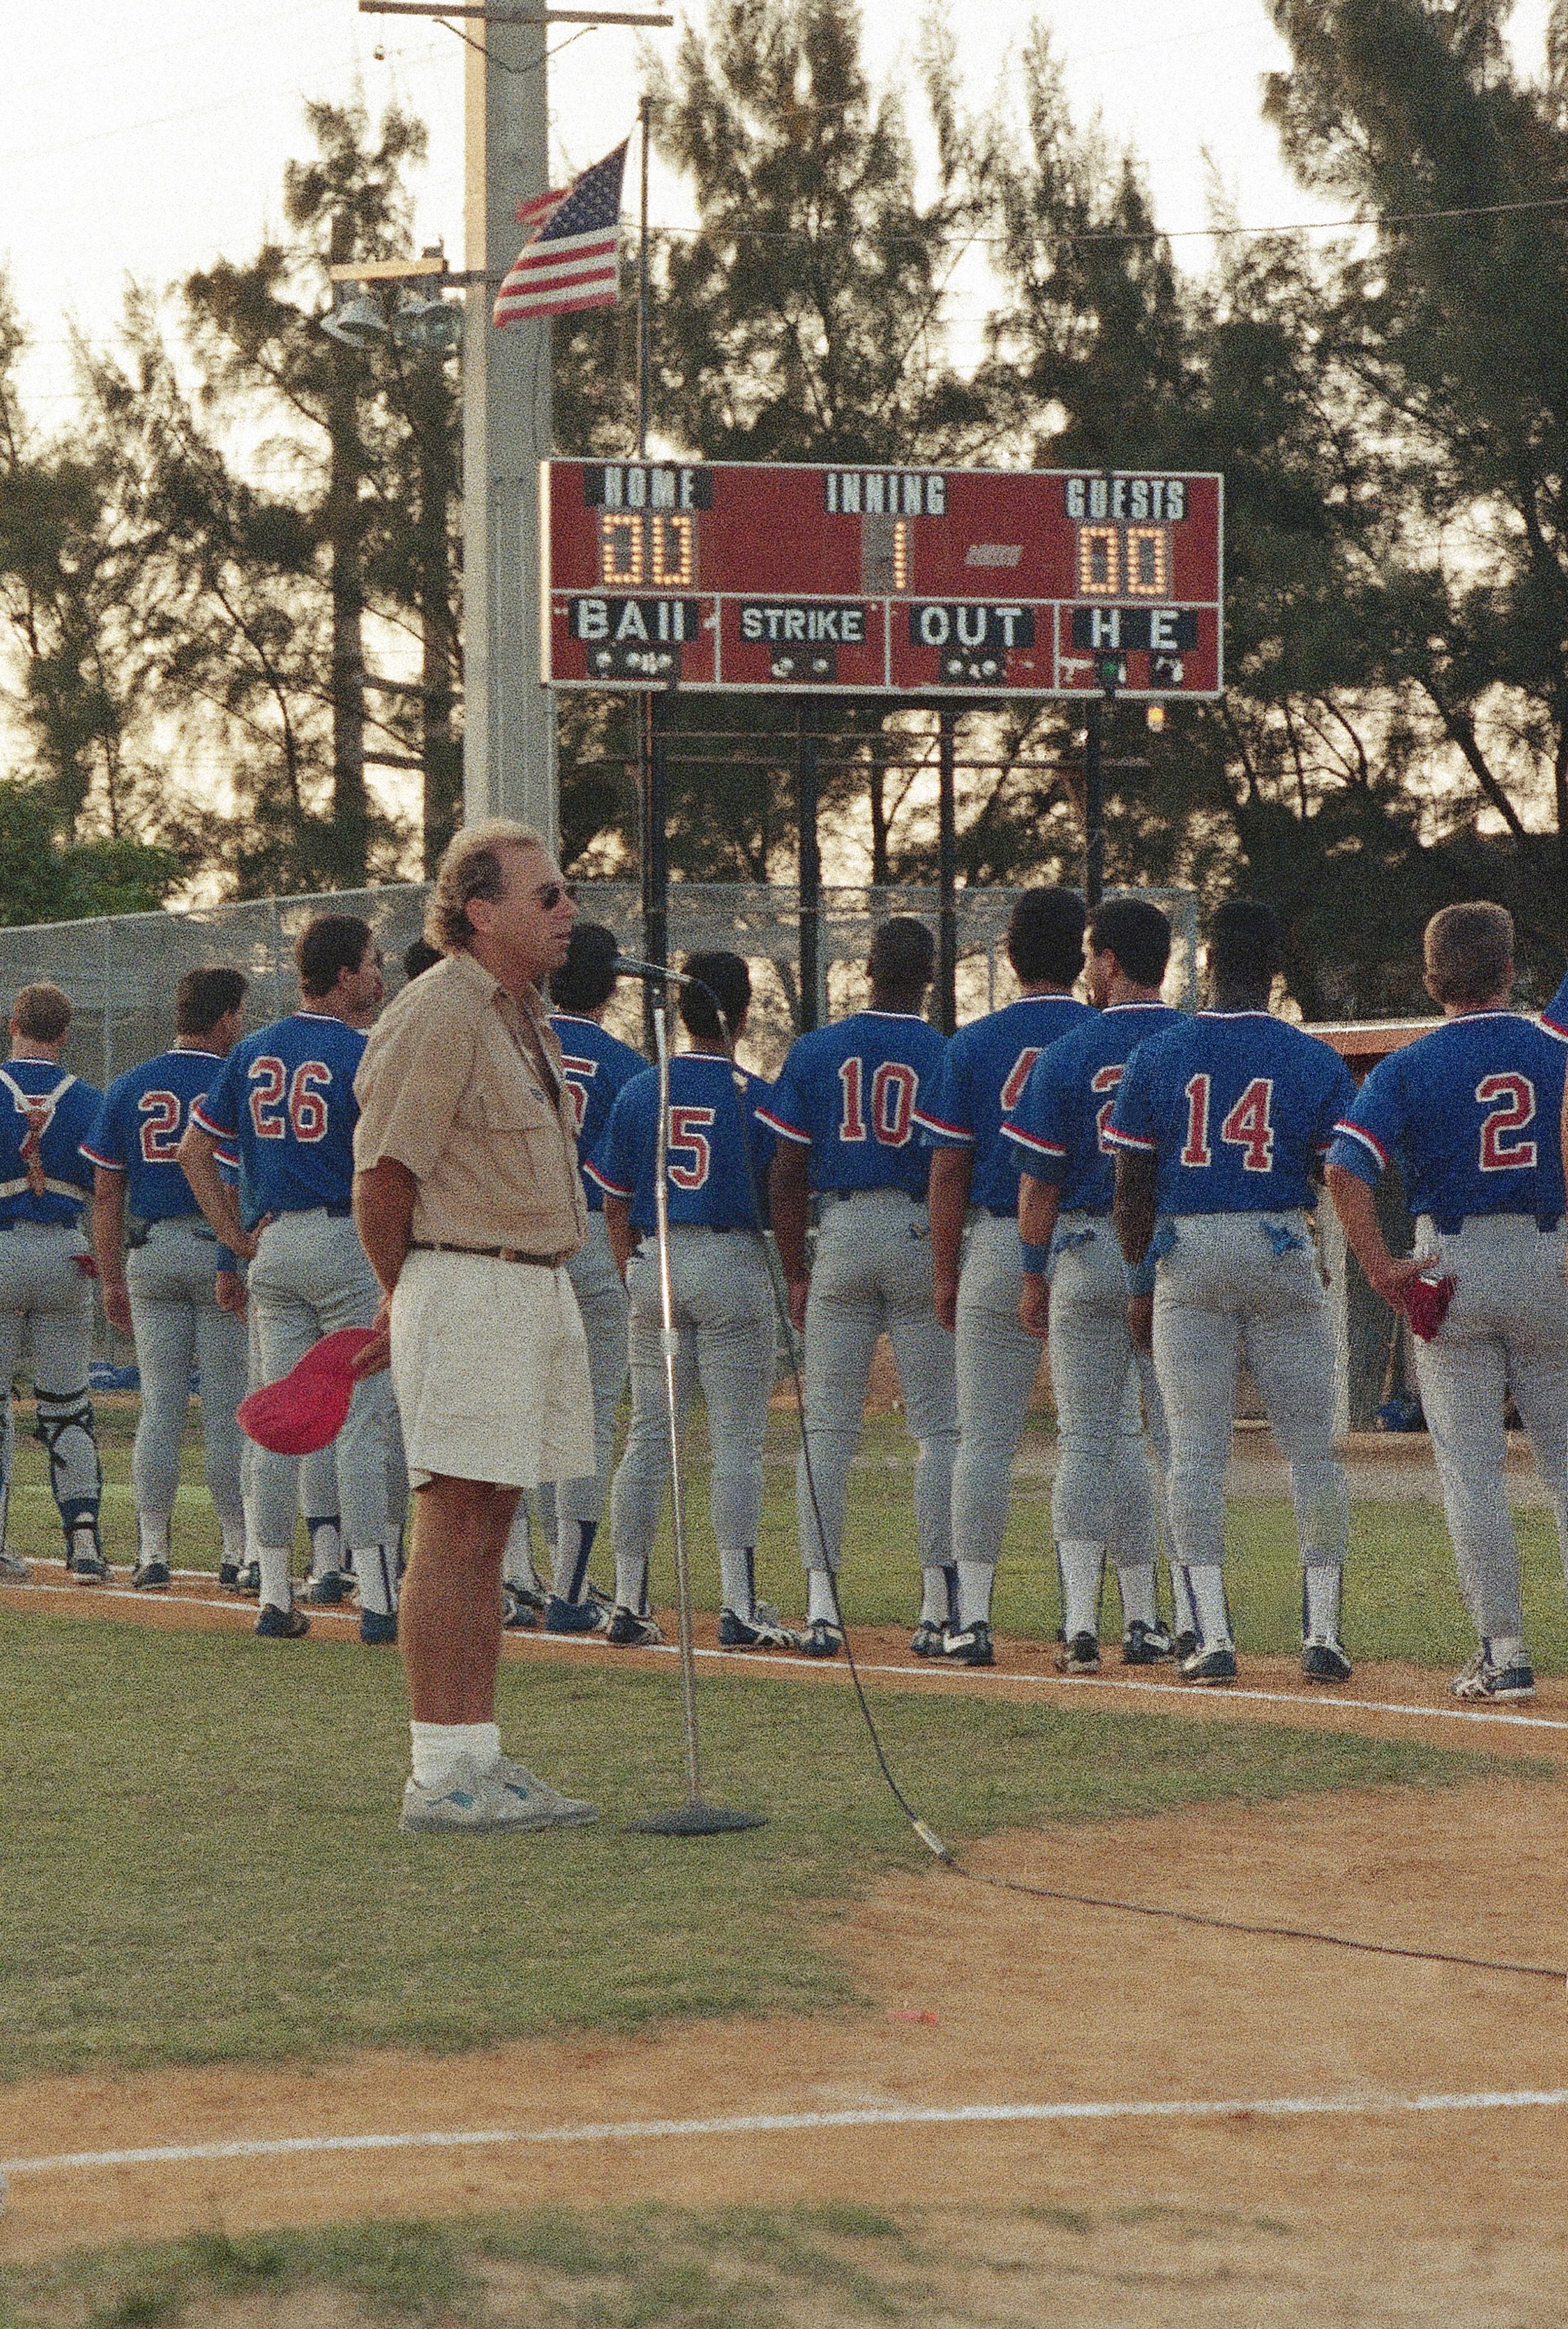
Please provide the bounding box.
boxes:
[1006,1002,1185,1213]
[917,993,1094,1210]
[587,1053,773,1231]
[0,1057,100,1226]
[84,1047,230,1223]
[1110,1010,1353,1215]
[192,1010,365,1214]
[550,1013,645,1203]
[761,1010,946,1196]
[1335,1010,1568,1228]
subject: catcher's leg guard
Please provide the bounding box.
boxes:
[34,1383,103,1549]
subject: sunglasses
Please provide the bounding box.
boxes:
[533,881,575,911]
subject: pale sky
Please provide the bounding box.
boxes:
[5,2,1551,428]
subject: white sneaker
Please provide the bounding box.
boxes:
[399,1756,598,1834]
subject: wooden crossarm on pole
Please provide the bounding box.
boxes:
[359,3,674,25]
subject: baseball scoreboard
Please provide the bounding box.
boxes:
[541,458,1223,698]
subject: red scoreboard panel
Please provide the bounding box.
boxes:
[541,459,1223,698]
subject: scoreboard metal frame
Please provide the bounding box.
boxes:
[540,457,1223,699]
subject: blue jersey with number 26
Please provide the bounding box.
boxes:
[192,1011,366,1215]
[759,1011,947,1197]
[1108,1010,1354,1215]
[83,1047,230,1223]
[915,995,1094,1212]
[586,1054,774,1233]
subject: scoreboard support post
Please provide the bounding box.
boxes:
[797,701,822,1033]
[937,708,959,1037]
[1083,699,1105,909]
[640,694,671,1051]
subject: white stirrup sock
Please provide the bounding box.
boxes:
[920,1564,956,1625]
[256,1544,292,1612]
[353,1543,396,1616]
[806,1569,838,1624]
[1184,1563,1232,1650]
[219,1513,246,1567]
[1303,1563,1342,1643]
[719,1548,755,1621]
[1117,1561,1158,1631]
[136,1512,171,1563]
[1058,1541,1104,1640]
[956,1560,995,1629]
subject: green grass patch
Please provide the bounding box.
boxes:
[0,1609,1523,2081]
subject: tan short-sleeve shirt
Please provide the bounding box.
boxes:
[352,947,588,1255]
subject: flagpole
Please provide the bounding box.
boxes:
[636,89,658,1048]
[637,91,652,460]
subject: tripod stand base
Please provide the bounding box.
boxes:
[625,1801,769,1837]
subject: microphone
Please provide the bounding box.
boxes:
[612,955,696,986]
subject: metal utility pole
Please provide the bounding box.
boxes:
[797,700,821,1031]
[937,707,959,1035]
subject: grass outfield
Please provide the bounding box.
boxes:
[7,1401,1568,1673]
[0,1608,1523,2081]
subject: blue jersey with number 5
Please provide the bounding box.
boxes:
[585,1053,775,1232]
[915,994,1094,1212]
[1108,1010,1354,1215]
[192,1011,366,1215]
[550,1012,646,1213]
[759,1011,947,1196]
[1327,1011,1568,1229]
[83,1047,232,1222]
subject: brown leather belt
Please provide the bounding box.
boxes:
[410,1239,572,1268]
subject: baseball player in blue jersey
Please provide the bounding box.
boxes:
[85,967,251,1590]
[1329,903,1568,1701]
[0,984,105,1582]
[589,951,790,1649]
[179,915,397,1643]
[1110,898,1357,1685]
[1005,896,1187,1670]
[763,917,956,1655]
[917,889,1094,1666]
[497,924,644,1632]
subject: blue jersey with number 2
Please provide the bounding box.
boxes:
[83,1048,230,1223]
[759,1011,948,1197]
[1108,1010,1354,1215]
[586,1054,774,1233]
[1004,1002,1186,1214]
[192,1011,365,1215]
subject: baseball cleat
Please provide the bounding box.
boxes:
[1122,1620,1175,1665]
[0,1549,32,1582]
[909,1618,949,1657]
[304,1570,347,1607]
[606,1605,664,1646]
[1301,1638,1353,1684]
[360,1610,398,1646]
[545,1593,613,1636]
[66,1546,109,1584]
[717,1607,801,1650]
[1056,1629,1100,1674]
[254,1601,309,1639]
[585,1576,615,1609]
[131,1559,171,1591]
[234,1559,261,1597]
[943,1619,995,1667]
[1173,1629,1199,1663]
[1451,1650,1535,1702]
[1180,1643,1237,1685]
[800,1618,843,1658]
[502,1583,545,1630]
[217,1559,241,1589]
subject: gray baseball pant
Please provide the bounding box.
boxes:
[797,1188,957,1573]
[1410,1213,1568,1642]
[126,1217,247,1522]
[610,1226,775,1581]
[536,1213,629,1538]
[1152,1210,1347,1576]
[1047,1213,1171,1563]
[244,1210,391,1554]
[0,1221,101,1541]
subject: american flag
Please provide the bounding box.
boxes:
[492,139,629,327]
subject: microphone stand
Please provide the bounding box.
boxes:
[625,984,766,1839]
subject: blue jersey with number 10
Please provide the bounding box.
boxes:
[192,1010,366,1215]
[1108,1010,1354,1215]
[550,1012,646,1214]
[915,994,1094,1212]
[83,1047,230,1223]
[759,1011,947,1197]
[586,1053,775,1233]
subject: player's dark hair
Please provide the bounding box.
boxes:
[1007,887,1087,986]
[1424,901,1514,1006]
[1207,898,1283,996]
[1088,897,1171,988]
[295,914,374,998]
[175,966,247,1036]
[867,917,935,1006]
[679,951,751,1043]
[551,922,620,1014]
[402,939,442,983]
[10,982,71,1044]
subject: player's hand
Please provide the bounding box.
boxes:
[934,1272,959,1334]
[1369,1255,1427,1308]
[1018,1277,1050,1340]
[214,1270,247,1319]
[101,1276,133,1335]
[786,1275,810,1333]
[351,1296,394,1379]
[1126,1293,1154,1351]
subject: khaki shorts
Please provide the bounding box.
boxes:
[390,1248,595,1490]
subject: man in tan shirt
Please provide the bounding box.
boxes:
[353,820,599,1835]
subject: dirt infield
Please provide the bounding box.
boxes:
[3,1575,1568,2322]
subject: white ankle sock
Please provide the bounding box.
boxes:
[956,1560,994,1630]
[1304,1563,1342,1643]
[720,1549,755,1621]
[807,1568,837,1624]
[256,1544,292,1613]
[920,1564,956,1625]
[1058,1541,1104,1640]
[1184,1563,1232,1649]
[137,1512,171,1562]
[353,1543,395,1616]
[1117,1560,1157,1631]
[409,1720,500,1792]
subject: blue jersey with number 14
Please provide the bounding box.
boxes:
[915,994,1094,1212]
[1108,1010,1354,1215]
[191,1010,366,1215]
[759,1011,948,1196]
[586,1054,774,1233]
[82,1047,230,1223]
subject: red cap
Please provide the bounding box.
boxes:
[237,1327,381,1454]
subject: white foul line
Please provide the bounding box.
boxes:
[6,2086,1568,2179]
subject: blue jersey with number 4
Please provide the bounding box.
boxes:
[1327,1011,1568,1229]
[586,1054,774,1232]
[1108,1011,1354,1215]
[550,1012,646,1214]
[1003,1002,1186,1214]
[192,1011,366,1215]
[915,995,1094,1212]
[759,1011,947,1197]
[83,1047,230,1223]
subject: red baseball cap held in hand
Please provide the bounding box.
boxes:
[1402,1273,1455,1343]
[237,1327,381,1454]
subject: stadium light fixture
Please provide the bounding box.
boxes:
[322,293,390,349]
[390,294,463,354]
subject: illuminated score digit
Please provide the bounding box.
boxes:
[1077,524,1171,597]
[601,513,644,586]
[650,513,695,587]
[599,511,697,589]
[1079,525,1119,594]
[891,517,910,591]
[1125,526,1169,596]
